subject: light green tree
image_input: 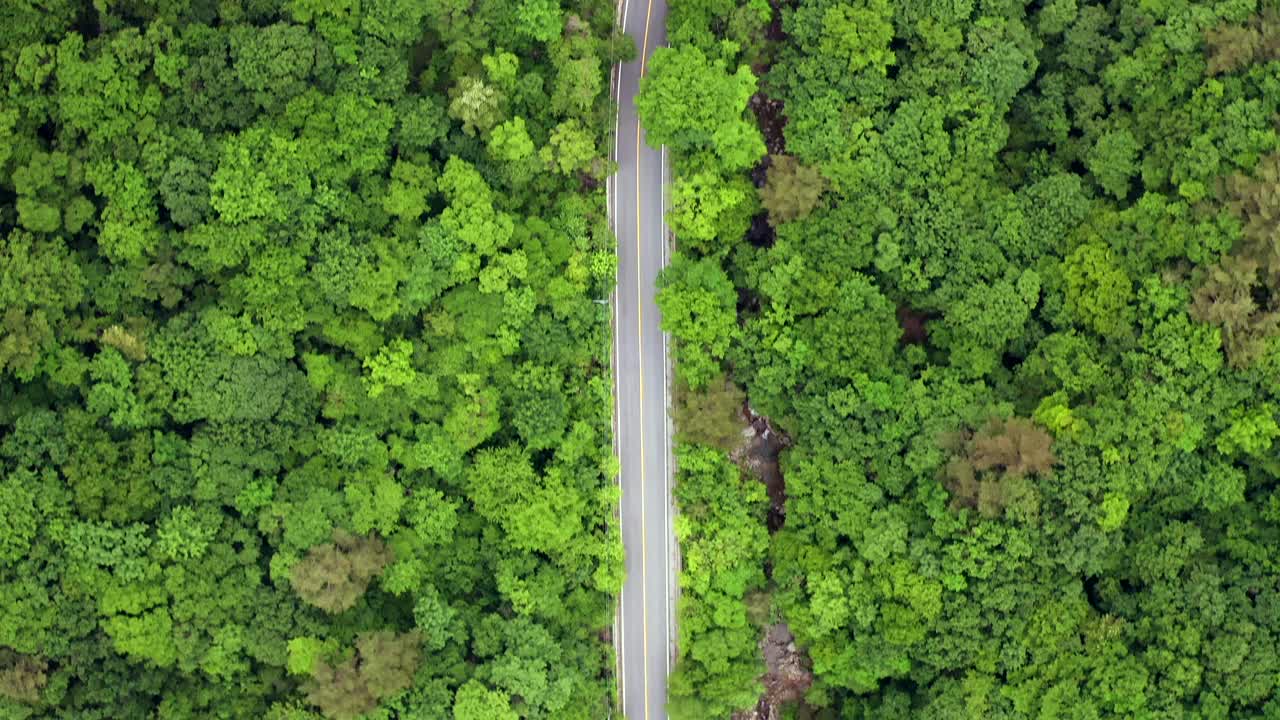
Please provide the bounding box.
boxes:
[636,44,764,170]
[656,253,740,388]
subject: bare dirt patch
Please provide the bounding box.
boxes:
[897,305,933,346]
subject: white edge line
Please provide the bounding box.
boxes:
[611,0,630,714]
[659,143,672,681]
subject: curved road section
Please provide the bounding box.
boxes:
[609,0,673,718]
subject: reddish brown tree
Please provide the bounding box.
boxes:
[290,530,392,613]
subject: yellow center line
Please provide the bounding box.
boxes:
[636,0,656,717]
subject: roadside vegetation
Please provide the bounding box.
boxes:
[644,0,1280,717]
[0,1,630,718]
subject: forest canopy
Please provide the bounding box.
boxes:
[644,0,1280,718]
[0,1,630,718]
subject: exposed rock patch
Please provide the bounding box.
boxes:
[731,404,789,532]
[732,624,814,720]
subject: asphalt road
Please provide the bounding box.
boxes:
[608,0,673,717]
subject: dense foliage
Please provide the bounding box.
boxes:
[644,0,1280,717]
[667,444,770,719]
[0,1,630,718]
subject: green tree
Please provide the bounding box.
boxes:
[517,0,563,43]
[1061,242,1135,338]
[0,230,86,381]
[0,472,39,567]
[287,636,338,677]
[667,445,768,719]
[229,23,331,113]
[448,75,504,136]
[815,0,896,76]
[155,505,217,561]
[382,158,436,222]
[656,254,741,388]
[507,362,569,450]
[453,680,518,720]
[466,446,583,556]
[1087,129,1141,200]
[934,270,1042,378]
[0,0,624,716]
[636,44,765,170]
[489,116,536,162]
[540,119,599,176]
[655,1,1280,717]
[549,41,602,118]
[668,170,757,256]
